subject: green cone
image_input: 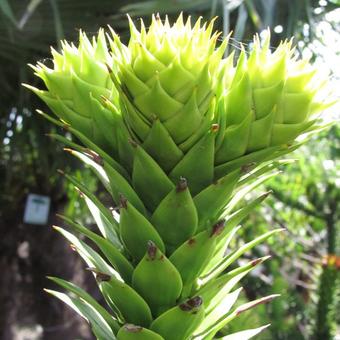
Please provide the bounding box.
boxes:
[27,14,334,340]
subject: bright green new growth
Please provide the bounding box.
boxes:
[26,14,333,340]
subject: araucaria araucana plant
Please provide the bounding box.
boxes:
[25,14,334,340]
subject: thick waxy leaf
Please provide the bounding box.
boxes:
[151,178,198,249]
[169,221,226,294]
[95,274,153,327]
[132,145,174,212]
[193,169,240,231]
[215,112,252,164]
[119,197,165,262]
[200,226,242,278]
[143,119,183,172]
[150,296,205,340]
[169,128,216,195]
[132,242,183,316]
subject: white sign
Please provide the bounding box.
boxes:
[23,194,51,225]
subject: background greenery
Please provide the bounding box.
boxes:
[0,0,339,339]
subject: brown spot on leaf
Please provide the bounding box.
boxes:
[187,238,196,246]
[211,220,225,237]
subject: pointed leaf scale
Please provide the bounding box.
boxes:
[133,78,182,121]
[193,169,240,231]
[158,55,195,96]
[103,161,147,215]
[178,99,215,153]
[119,198,165,262]
[150,296,205,340]
[32,90,93,136]
[279,92,313,124]
[247,109,275,152]
[71,72,110,116]
[225,72,252,126]
[38,69,73,99]
[169,127,217,196]
[79,48,110,89]
[215,111,252,164]
[26,80,61,108]
[153,32,176,67]
[132,43,166,83]
[169,221,225,291]
[253,81,284,119]
[150,296,204,340]
[117,324,164,340]
[121,66,150,97]
[163,89,203,144]
[271,120,315,146]
[132,242,183,316]
[143,119,183,173]
[114,124,136,173]
[151,178,198,249]
[237,159,296,188]
[223,172,279,218]
[90,95,119,154]
[84,192,123,248]
[97,275,153,327]
[200,226,241,280]
[59,215,134,283]
[132,145,175,212]
[121,93,151,141]
[214,97,227,151]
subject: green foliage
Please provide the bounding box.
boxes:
[27,14,330,339]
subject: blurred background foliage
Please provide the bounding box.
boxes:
[0,0,339,339]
